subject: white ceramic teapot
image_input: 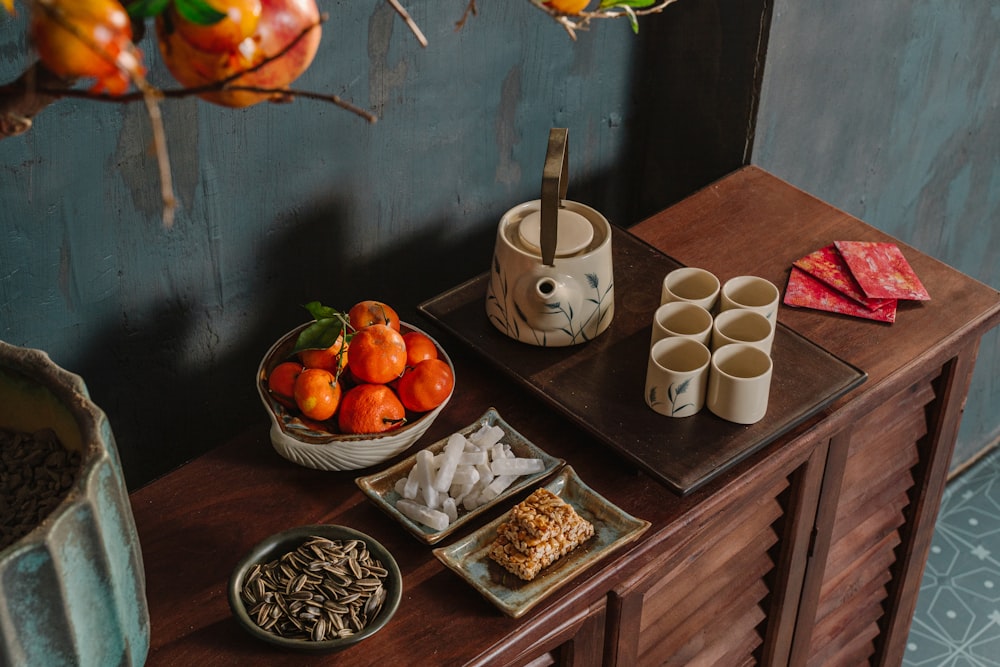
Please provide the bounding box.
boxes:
[485,129,615,347]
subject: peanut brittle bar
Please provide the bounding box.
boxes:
[488,488,594,581]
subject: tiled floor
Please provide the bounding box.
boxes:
[904,446,1000,666]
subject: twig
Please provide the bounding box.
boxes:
[33,0,178,226]
[386,0,428,47]
[455,0,478,31]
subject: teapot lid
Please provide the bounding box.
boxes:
[518,208,593,258]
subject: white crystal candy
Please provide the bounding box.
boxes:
[396,499,450,531]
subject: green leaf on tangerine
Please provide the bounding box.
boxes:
[302,301,346,322]
[292,301,352,353]
[174,0,227,25]
[293,318,348,354]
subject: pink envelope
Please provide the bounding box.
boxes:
[792,245,895,311]
[784,267,897,323]
[834,241,931,301]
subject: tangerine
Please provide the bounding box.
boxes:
[347,324,407,384]
[396,358,454,413]
[337,384,406,434]
[267,360,303,406]
[348,300,400,331]
[292,367,341,421]
[298,333,348,376]
[402,331,438,367]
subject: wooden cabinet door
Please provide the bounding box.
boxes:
[605,442,829,666]
[791,352,978,666]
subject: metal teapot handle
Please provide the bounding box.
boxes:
[540,128,569,266]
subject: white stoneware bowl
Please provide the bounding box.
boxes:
[257,321,454,471]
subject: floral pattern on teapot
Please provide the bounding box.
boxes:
[486,251,614,347]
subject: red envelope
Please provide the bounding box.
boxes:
[784,267,897,323]
[792,245,895,311]
[834,241,931,301]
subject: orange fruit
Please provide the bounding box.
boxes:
[347,324,407,384]
[156,0,322,108]
[402,331,438,367]
[267,360,303,406]
[544,0,590,14]
[29,0,146,95]
[348,300,400,331]
[396,358,454,413]
[292,367,341,421]
[337,384,406,434]
[298,333,348,376]
[170,0,262,54]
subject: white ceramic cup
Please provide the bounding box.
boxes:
[660,267,721,311]
[719,275,780,321]
[711,308,775,354]
[650,302,714,348]
[707,343,773,424]
[645,337,711,418]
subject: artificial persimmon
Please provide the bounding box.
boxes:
[157,0,322,108]
[544,0,590,14]
[337,384,406,435]
[29,0,145,95]
[292,367,341,421]
[402,331,437,367]
[348,300,400,331]
[396,358,454,413]
[347,324,407,385]
[170,0,262,54]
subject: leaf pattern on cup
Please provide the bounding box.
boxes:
[668,378,695,415]
[648,378,696,416]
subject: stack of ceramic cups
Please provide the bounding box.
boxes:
[644,268,780,424]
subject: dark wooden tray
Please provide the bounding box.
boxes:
[418,225,867,495]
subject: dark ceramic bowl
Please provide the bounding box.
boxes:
[228,524,402,652]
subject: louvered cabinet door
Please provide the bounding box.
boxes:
[605,442,828,667]
[791,351,978,666]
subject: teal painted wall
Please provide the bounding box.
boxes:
[2,2,765,487]
[753,0,1000,470]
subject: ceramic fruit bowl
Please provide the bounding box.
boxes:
[228,524,402,652]
[257,321,455,471]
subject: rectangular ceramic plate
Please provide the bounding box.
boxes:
[433,466,651,619]
[419,225,868,495]
[356,408,565,545]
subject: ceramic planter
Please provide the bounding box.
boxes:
[0,340,149,666]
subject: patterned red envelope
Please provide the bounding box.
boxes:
[834,241,931,301]
[792,245,895,311]
[784,267,897,323]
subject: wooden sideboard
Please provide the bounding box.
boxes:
[131,166,1000,666]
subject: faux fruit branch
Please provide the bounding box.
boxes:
[0,0,681,224]
[533,0,685,40]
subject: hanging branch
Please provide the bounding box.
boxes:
[386,0,427,47]
[529,0,685,40]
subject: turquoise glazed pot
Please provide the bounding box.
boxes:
[0,341,149,667]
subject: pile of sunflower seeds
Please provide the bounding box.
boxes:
[240,535,390,642]
[0,428,80,551]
